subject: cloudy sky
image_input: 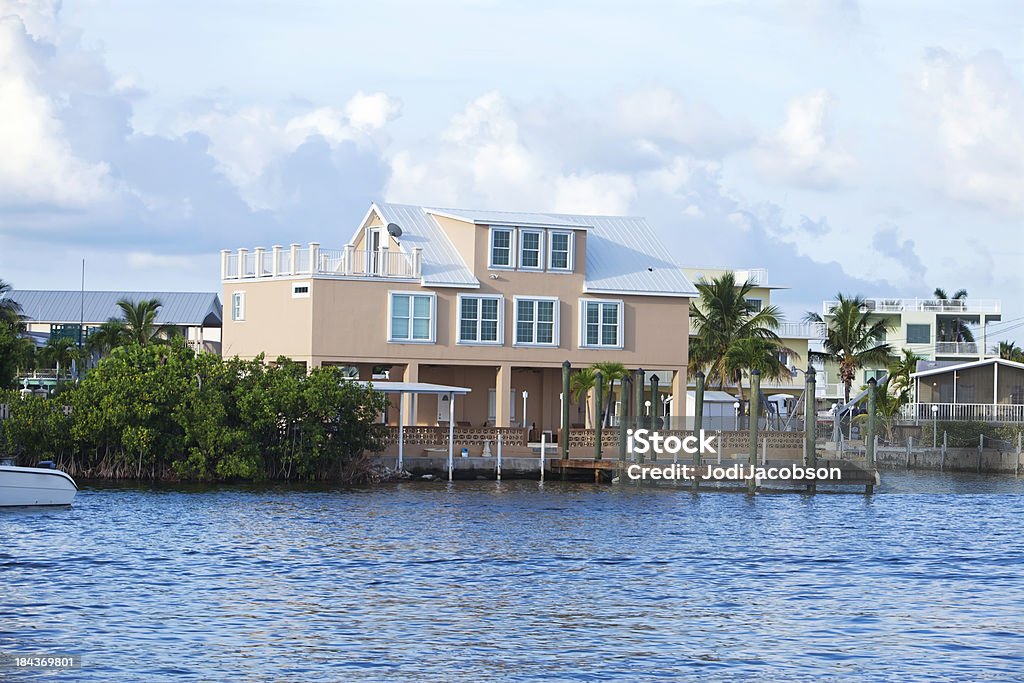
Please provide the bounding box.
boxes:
[1,0,1022,340]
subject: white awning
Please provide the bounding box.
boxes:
[356,381,472,395]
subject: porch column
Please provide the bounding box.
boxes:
[403,362,419,426]
[671,366,687,430]
[495,363,512,428]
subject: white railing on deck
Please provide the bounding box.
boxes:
[900,402,1024,423]
[823,297,1001,315]
[935,341,981,355]
[221,243,422,281]
[777,321,826,339]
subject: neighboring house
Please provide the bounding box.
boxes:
[221,201,696,434]
[817,296,1002,402]
[680,265,824,400]
[13,290,223,354]
[902,358,1024,424]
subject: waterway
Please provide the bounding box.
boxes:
[3,472,1023,681]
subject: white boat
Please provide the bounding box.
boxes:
[0,459,78,507]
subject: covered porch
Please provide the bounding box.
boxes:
[902,358,1024,423]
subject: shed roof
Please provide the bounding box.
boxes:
[910,357,1024,379]
[12,290,222,327]
[356,381,472,395]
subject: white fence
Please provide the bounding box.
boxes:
[222,243,422,281]
[900,402,1024,423]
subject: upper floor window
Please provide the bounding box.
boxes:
[580,299,623,349]
[519,230,544,270]
[489,228,513,268]
[549,231,573,271]
[514,297,558,346]
[745,298,763,312]
[231,292,245,321]
[459,295,503,344]
[907,324,930,344]
[292,282,310,298]
[389,292,435,343]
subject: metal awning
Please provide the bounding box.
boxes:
[357,381,472,395]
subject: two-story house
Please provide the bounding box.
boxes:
[220,202,696,436]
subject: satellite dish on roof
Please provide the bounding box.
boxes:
[386,223,403,238]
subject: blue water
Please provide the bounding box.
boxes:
[3,473,1024,681]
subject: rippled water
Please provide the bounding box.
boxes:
[3,473,1024,681]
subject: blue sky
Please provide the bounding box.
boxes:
[1,0,1022,341]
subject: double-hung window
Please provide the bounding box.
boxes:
[514,297,558,346]
[581,299,623,349]
[389,292,435,343]
[549,231,573,271]
[518,230,544,270]
[459,295,502,344]
[231,292,245,321]
[489,228,513,268]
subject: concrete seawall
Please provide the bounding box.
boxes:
[874,447,1023,474]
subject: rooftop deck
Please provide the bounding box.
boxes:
[823,297,1001,315]
[221,243,423,281]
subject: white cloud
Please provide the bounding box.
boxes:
[918,49,1024,215]
[615,86,749,157]
[753,89,855,189]
[0,13,111,207]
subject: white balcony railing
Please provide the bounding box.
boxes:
[900,402,1024,423]
[934,341,982,355]
[777,321,827,339]
[734,268,768,286]
[221,243,422,281]
[823,297,1001,315]
[816,383,845,399]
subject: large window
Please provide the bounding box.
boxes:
[519,230,544,270]
[231,292,245,321]
[458,295,502,344]
[489,228,513,268]
[389,292,435,343]
[907,324,930,344]
[745,298,763,312]
[549,231,573,271]
[514,297,558,346]
[581,299,623,348]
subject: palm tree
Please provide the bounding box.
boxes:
[933,287,974,343]
[997,341,1024,363]
[0,278,22,325]
[805,294,895,403]
[569,367,597,428]
[117,298,166,346]
[724,337,795,402]
[87,319,130,356]
[689,272,784,391]
[592,361,628,426]
[886,349,921,402]
[39,337,78,387]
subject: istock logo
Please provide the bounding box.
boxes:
[626,429,717,456]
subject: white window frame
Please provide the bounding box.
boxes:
[547,230,574,272]
[745,297,763,312]
[231,291,245,322]
[488,227,515,269]
[579,298,624,350]
[292,282,311,299]
[387,291,437,344]
[513,296,559,347]
[457,294,504,345]
[518,229,545,271]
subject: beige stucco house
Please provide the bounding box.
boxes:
[221,202,696,435]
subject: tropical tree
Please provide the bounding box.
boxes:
[689,272,784,390]
[0,278,22,325]
[724,337,795,403]
[592,361,628,426]
[117,298,167,346]
[997,341,1024,363]
[87,319,130,357]
[886,348,921,402]
[933,287,974,343]
[805,293,895,403]
[39,337,79,386]
[853,387,904,443]
[569,367,597,428]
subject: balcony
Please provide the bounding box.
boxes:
[733,268,768,286]
[777,321,826,339]
[823,297,1001,315]
[934,341,981,356]
[221,243,422,281]
[900,402,1024,424]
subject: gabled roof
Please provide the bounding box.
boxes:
[368,202,697,297]
[12,291,223,326]
[910,357,1024,379]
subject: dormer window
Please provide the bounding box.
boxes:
[549,231,573,271]
[519,229,544,270]
[489,228,513,268]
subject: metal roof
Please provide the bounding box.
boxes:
[910,357,1024,379]
[355,380,472,395]
[372,202,696,297]
[374,203,479,287]
[12,291,222,326]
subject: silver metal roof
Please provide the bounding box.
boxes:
[374,203,696,297]
[374,203,479,287]
[355,380,472,395]
[12,290,223,326]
